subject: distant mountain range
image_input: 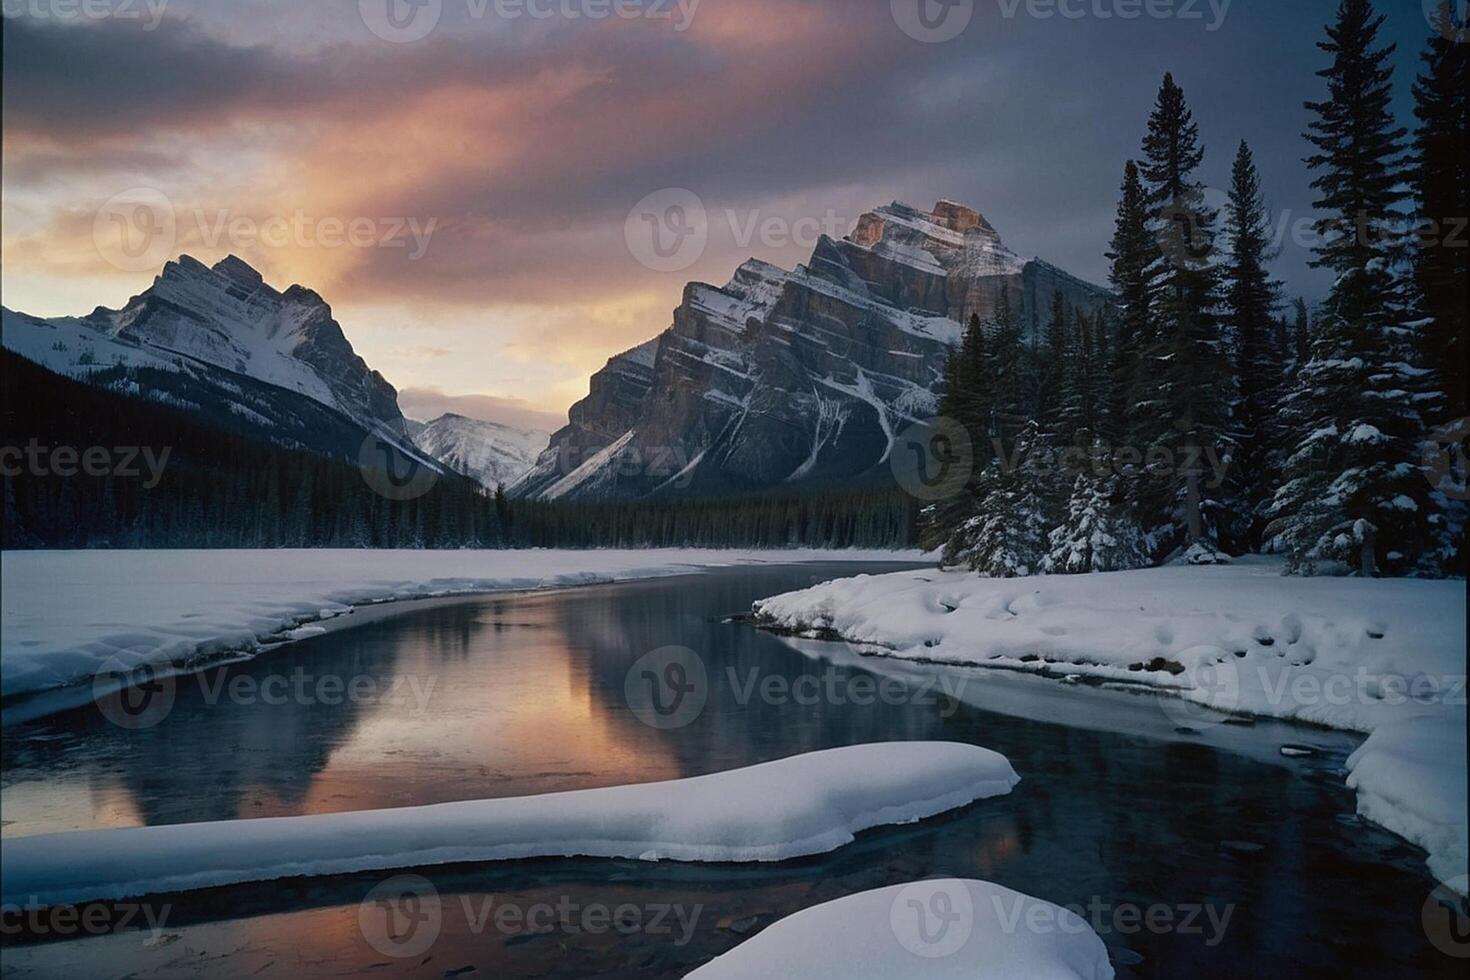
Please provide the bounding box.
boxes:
[511,200,1113,501]
[4,202,1110,507]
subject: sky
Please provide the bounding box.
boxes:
[0,0,1444,430]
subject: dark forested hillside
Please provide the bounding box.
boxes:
[1,352,916,550]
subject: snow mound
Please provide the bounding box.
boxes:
[687,879,1113,979]
[0,743,1019,907]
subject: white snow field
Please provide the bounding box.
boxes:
[687,879,1114,980]
[753,559,1467,888]
[0,742,1018,907]
[0,548,922,709]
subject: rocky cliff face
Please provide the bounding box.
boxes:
[512,201,1113,501]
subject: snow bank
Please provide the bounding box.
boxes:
[1347,712,1468,887]
[0,742,1018,907]
[754,560,1467,885]
[0,548,922,706]
[687,879,1114,979]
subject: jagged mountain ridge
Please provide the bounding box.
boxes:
[412,414,549,490]
[512,200,1114,501]
[2,255,429,464]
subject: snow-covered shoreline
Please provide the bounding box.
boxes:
[0,548,924,716]
[753,560,1467,888]
[0,743,1017,907]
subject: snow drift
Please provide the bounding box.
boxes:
[0,742,1019,907]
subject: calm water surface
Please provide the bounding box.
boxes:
[0,564,1457,978]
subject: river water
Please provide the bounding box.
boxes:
[0,564,1457,978]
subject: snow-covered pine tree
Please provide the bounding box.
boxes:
[1135,72,1237,560]
[1222,140,1285,551]
[1266,0,1433,577]
[954,421,1052,577]
[1043,434,1152,574]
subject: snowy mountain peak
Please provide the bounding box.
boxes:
[413,414,550,490]
[4,254,405,454]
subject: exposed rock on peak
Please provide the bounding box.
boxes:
[512,198,1112,502]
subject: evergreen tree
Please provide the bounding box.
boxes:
[1136,72,1235,558]
[1037,291,1071,440]
[1266,0,1432,576]
[1222,140,1284,549]
[923,312,993,550]
[1107,160,1155,444]
[1290,298,1313,373]
[1043,435,1152,574]
[988,289,1030,448]
[950,422,1051,577]
[1412,0,1470,423]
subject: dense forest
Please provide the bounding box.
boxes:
[925,0,1467,579]
[1,352,918,550]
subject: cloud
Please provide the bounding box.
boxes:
[2,0,1435,419]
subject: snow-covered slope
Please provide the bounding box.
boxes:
[412,414,548,490]
[512,201,1113,501]
[2,255,405,456]
[0,743,1018,905]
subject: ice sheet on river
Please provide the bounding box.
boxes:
[0,742,1018,906]
[687,879,1114,980]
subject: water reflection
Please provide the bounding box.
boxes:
[1,564,924,835]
